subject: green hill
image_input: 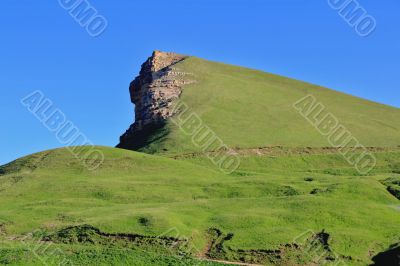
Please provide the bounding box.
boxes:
[0,146,399,265]
[1,53,400,265]
[122,55,400,155]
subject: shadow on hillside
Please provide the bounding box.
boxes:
[370,244,400,266]
[117,122,169,152]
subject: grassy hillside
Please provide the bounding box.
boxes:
[2,54,399,265]
[0,146,399,265]
[135,56,400,154]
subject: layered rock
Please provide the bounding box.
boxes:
[118,51,196,149]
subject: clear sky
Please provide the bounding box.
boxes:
[0,0,399,165]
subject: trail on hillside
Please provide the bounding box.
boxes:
[169,146,400,159]
[198,258,263,266]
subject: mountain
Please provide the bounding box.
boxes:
[1,52,399,266]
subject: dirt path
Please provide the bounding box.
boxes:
[198,258,264,266]
[197,238,263,266]
[169,146,400,160]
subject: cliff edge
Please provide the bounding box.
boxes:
[118,51,195,150]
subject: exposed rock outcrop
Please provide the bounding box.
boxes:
[118,51,196,150]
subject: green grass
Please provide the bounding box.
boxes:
[1,146,399,265]
[0,243,223,266]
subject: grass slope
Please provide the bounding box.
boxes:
[136,56,400,154]
[0,146,399,265]
[2,54,400,265]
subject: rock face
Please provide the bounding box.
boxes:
[118,51,195,150]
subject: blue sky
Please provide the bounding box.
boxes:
[0,0,399,165]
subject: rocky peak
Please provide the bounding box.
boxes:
[118,51,196,150]
[129,51,188,104]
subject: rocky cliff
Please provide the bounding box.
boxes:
[118,51,195,150]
